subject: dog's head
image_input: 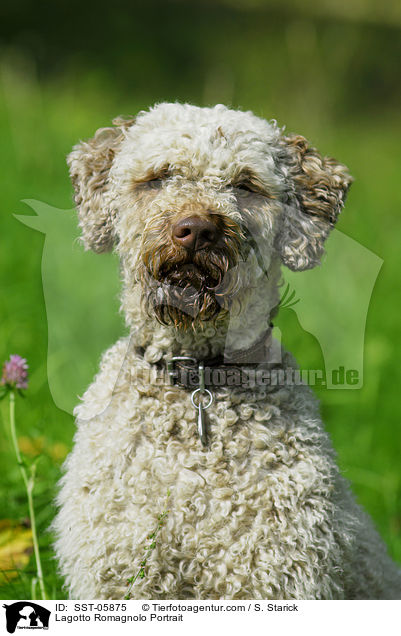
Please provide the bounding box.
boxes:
[68,103,352,330]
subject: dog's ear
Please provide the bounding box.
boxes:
[277,134,353,271]
[67,116,135,252]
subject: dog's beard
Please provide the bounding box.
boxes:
[139,243,242,330]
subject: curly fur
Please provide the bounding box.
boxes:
[68,116,135,253]
[54,103,401,599]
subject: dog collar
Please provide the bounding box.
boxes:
[165,324,274,446]
[166,323,274,388]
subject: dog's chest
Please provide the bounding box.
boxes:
[78,384,321,538]
[69,377,338,598]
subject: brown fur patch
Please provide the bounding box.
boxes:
[68,116,135,252]
[138,213,243,329]
[282,134,353,224]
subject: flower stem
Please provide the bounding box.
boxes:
[9,391,47,600]
[125,491,170,599]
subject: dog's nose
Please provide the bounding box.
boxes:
[171,215,219,250]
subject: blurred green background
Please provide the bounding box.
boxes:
[0,0,400,599]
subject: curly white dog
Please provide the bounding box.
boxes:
[54,103,401,599]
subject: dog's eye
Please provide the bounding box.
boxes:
[147,178,162,189]
[135,176,165,190]
[235,183,254,193]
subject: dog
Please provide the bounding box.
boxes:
[54,103,401,599]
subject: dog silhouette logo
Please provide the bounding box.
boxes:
[2,602,50,633]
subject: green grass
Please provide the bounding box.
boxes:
[0,64,400,599]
